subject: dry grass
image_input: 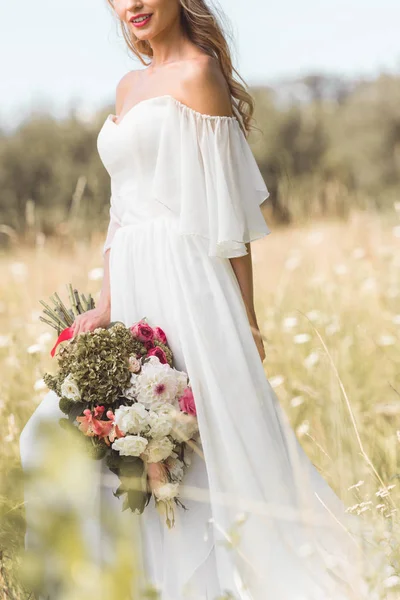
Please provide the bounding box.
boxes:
[1,209,400,598]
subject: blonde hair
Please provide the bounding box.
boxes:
[106,0,256,136]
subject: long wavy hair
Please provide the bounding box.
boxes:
[106,0,256,136]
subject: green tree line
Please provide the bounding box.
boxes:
[0,72,399,249]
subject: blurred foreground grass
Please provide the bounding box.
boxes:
[1,209,400,598]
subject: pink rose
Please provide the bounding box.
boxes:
[130,319,154,343]
[178,387,197,416]
[153,326,168,345]
[147,346,168,364]
[144,339,155,350]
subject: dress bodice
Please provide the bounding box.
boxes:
[97,94,271,259]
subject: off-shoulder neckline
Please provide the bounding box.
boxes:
[107,94,238,127]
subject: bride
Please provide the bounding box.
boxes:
[20,1,380,599]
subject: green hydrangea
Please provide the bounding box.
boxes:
[45,323,174,408]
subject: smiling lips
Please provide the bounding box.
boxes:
[130,13,153,27]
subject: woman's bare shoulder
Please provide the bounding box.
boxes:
[114,70,141,113]
[179,55,233,118]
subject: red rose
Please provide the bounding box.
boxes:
[153,326,168,345]
[144,339,155,350]
[130,319,154,343]
[147,346,168,364]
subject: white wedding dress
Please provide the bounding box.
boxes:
[20,94,379,600]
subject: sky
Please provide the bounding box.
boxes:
[1,0,399,128]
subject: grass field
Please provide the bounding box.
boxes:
[1,208,400,598]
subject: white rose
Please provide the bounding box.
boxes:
[142,436,174,463]
[122,372,139,401]
[60,373,81,402]
[153,402,178,418]
[135,357,180,407]
[147,411,173,440]
[114,403,149,434]
[128,355,141,373]
[112,435,148,457]
[170,412,198,442]
[166,457,185,482]
[154,482,180,501]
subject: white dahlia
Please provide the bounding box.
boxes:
[134,356,180,408]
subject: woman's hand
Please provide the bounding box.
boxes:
[70,305,111,338]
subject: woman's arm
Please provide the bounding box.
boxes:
[70,73,135,338]
[70,250,112,337]
[98,249,112,313]
[229,244,266,363]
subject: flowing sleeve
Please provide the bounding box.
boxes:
[102,186,122,256]
[152,99,271,259]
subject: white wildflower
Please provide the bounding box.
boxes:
[333,264,348,276]
[305,310,322,322]
[34,378,47,392]
[352,247,365,259]
[293,333,311,344]
[282,316,298,330]
[296,421,309,437]
[269,375,284,389]
[384,575,400,588]
[285,255,302,271]
[303,351,319,369]
[393,226,400,238]
[290,396,304,408]
[361,277,376,293]
[348,480,364,490]
[9,262,28,281]
[88,267,103,281]
[307,231,324,245]
[37,331,52,346]
[377,335,395,347]
[27,344,42,354]
[0,335,11,348]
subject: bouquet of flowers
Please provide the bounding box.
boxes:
[40,285,199,527]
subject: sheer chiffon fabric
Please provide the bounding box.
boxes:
[20,94,378,600]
